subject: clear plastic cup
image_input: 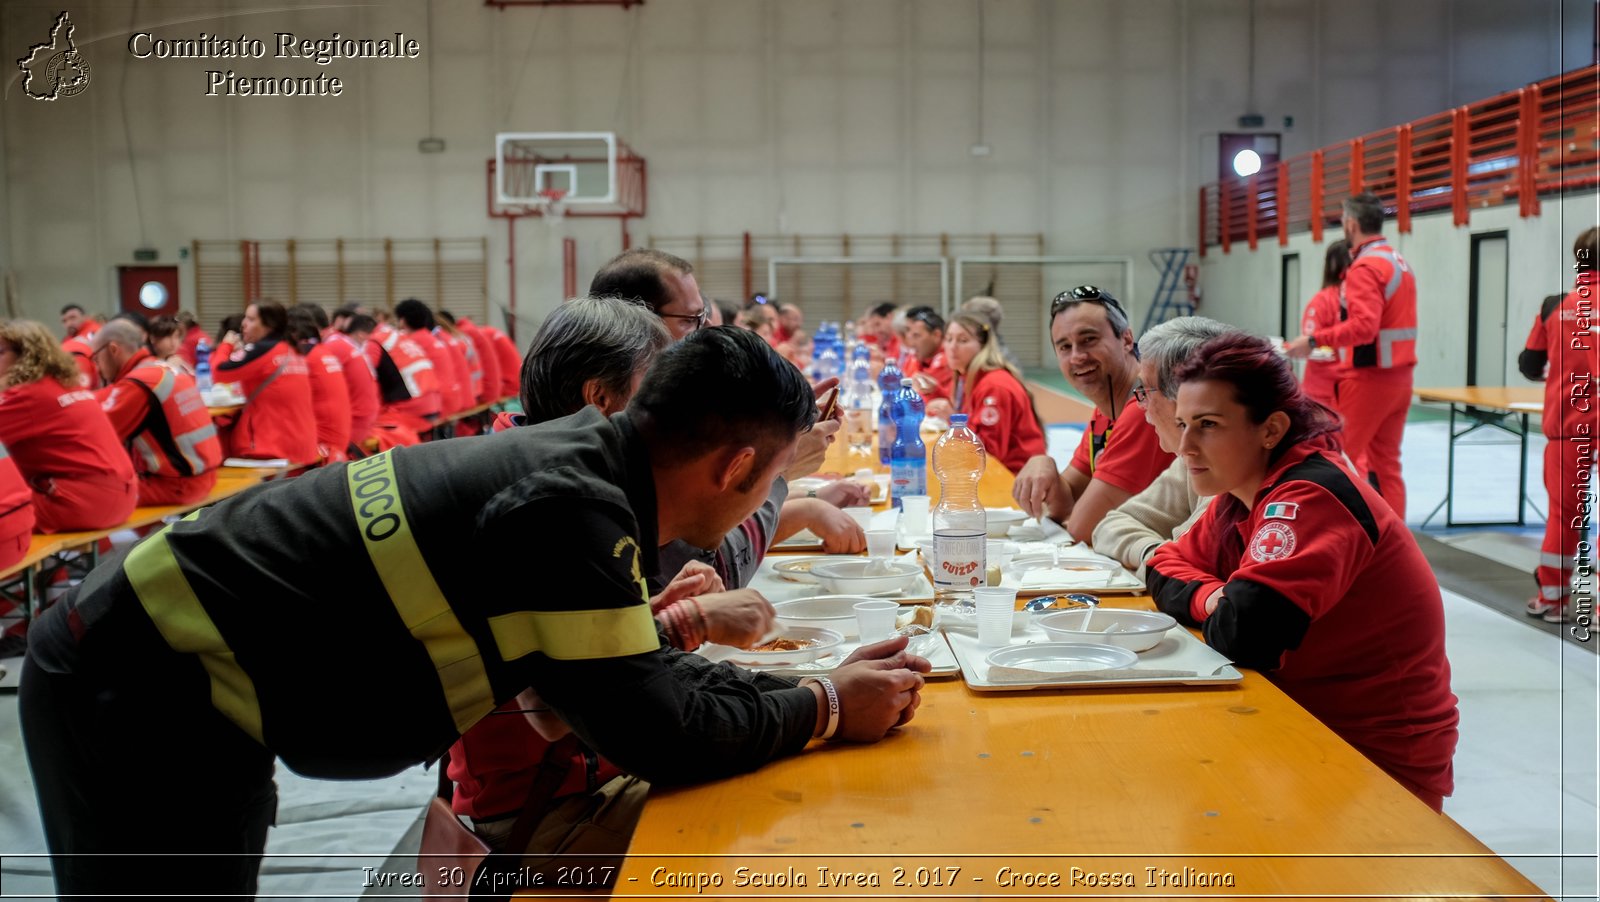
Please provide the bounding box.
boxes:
[864,529,897,561]
[900,495,931,535]
[973,586,1018,647]
[844,506,874,529]
[854,600,899,642]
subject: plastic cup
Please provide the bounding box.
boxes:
[854,600,899,642]
[901,495,931,535]
[865,529,897,561]
[973,586,1018,647]
[844,506,874,529]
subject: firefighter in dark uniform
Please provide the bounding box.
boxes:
[21,327,929,898]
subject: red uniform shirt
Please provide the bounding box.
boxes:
[0,378,135,486]
[1314,236,1418,370]
[481,325,521,399]
[301,341,353,458]
[214,338,319,464]
[905,349,954,402]
[324,333,381,444]
[60,336,98,389]
[1522,271,1600,439]
[434,329,476,412]
[455,319,501,405]
[1299,285,1342,407]
[96,349,223,480]
[956,368,1045,474]
[407,328,465,415]
[1066,397,1174,495]
[0,443,37,566]
[369,326,442,420]
[1147,438,1458,803]
[179,325,206,368]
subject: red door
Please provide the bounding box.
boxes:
[118,266,179,318]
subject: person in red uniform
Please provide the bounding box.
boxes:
[1012,286,1174,540]
[59,306,102,389]
[325,314,381,451]
[1286,193,1416,519]
[0,321,136,532]
[1147,333,1457,811]
[479,321,521,399]
[212,301,319,465]
[941,313,1044,474]
[0,442,36,570]
[1518,227,1600,624]
[440,310,500,406]
[902,306,954,405]
[394,299,467,416]
[1298,239,1348,409]
[176,311,206,369]
[146,316,196,376]
[367,320,442,426]
[287,309,352,463]
[90,319,222,505]
[774,303,802,346]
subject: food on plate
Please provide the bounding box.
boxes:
[895,606,935,631]
[751,636,817,652]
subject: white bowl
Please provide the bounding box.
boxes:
[773,595,876,638]
[984,642,1138,672]
[809,558,923,595]
[1034,609,1178,652]
[722,627,845,667]
[984,508,1028,538]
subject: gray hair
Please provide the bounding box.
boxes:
[96,318,146,352]
[1137,316,1235,399]
[519,296,672,424]
[961,296,1004,329]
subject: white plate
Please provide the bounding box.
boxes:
[771,556,837,583]
[947,625,1243,691]
[810,558,924,595]
[701,629,959,678]
[719,627,844,667]
[983,508,1028,537]
[1000,553,1144,595]
[773,595,875,637]
[984,642,1138,673]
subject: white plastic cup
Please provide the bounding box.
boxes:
[987,540,1017,574]
[901,495,931,535]
[845,506,874,530]
[864,529,897,561]
[854,600,899,642]
[973,586,1018,647]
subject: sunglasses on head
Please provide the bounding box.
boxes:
[1050,284,1127,319]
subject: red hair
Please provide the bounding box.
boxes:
[1172,333,1342,461]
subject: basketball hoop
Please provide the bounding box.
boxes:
[536,188,568,223]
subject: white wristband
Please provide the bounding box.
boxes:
[803,677,841,740]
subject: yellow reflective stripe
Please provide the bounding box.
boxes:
[123,528,264,743]
[347,451,495,735]
[488,605,661,662]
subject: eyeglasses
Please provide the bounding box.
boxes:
[658,307,709,331]
[1131,379,1150,408]
[1050,285,1127,320]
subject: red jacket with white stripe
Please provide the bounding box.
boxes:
[368,325,442,420]
[96,349,223,480]
[323,333,381,444]
[1518,271,1600,439]
[1311,235,1418,370]
[1146,437,1457,800]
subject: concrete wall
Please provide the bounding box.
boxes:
[1,0,1588,341]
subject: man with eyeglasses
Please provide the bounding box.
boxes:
[590,248,709,341]
[1012,286,1174,541]
[901,306,953,404]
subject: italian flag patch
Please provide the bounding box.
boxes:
[1262,502,1299,520]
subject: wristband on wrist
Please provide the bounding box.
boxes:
[687,597,709,635]
[802,677,841,740]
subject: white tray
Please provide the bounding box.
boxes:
[752,552,936,602]
[699,630,958,678]
[946,622,1242,691]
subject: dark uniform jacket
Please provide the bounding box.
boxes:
[29,406,818,782]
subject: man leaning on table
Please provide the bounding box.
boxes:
[1091,316,1233,577]
[21,326,930,899]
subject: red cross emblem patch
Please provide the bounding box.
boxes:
[979,399,1001,426]
[1250,522,1297,562]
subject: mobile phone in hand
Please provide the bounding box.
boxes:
[817,386,841,421]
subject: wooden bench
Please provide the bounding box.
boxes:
[0,472,267,621]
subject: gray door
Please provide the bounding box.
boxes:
[1468,232,1509,386]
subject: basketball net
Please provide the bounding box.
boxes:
[536,188,568,224]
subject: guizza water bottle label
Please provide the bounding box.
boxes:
[932,528,986,590]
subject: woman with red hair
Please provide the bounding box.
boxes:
[1147,332,1458,811]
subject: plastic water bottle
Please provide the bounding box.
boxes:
[842,351,876,457]
[818,341,841,384]
[890,378,926,507]
[195,338,213,393]
[932,414,988,601]
[876,356,902,465]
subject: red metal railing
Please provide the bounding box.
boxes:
[1200,63,1599,255]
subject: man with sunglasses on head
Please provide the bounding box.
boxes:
[901,306,953,404]
[591,248,709,341]
[1012,286,1175,541]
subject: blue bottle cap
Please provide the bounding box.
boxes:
[950,414,968,426]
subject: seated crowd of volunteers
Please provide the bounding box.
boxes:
[34,214,1599,895]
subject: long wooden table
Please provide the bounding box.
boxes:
[1414,385,1544,528]
[603,440,1548,900]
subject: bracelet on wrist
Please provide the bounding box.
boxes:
[802,677,841,740]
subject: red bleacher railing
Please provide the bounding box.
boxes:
[1199,63,1599,256]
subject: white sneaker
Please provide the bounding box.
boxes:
[1526,597,1569,623]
